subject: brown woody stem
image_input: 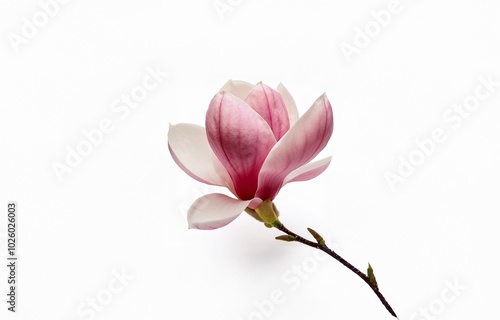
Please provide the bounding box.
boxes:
[272,220,398,318]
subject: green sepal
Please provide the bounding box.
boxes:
[245,208,264,222]
[255,200,279,225]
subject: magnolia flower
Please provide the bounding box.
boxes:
[168,86,399,319]
[168,80,333,230]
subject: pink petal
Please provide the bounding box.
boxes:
[188,194,251,230]
[244,83,290,140]
[284,156,332,184]
[276,83,299,126]
[168,123,233,189]
[206,92,277,200]
[256,94,333,200]
[219,80,254,100]
[248,197,263,210]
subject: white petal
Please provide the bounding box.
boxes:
[187,194,251,230]
[219,80,254,100]
[284,156,332,184]
[168,123,232,188]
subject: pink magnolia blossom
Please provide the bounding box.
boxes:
[168,80,333,230]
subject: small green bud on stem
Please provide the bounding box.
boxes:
[275,235,296,242]
[367,263,378,288]
[307,227,326,245]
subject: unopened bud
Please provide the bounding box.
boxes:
[275,235,296,242]
[307,227,325,245]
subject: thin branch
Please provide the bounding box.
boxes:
[273,220,398,318]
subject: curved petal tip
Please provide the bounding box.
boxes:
[187,194,251,230]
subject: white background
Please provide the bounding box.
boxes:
[1,0,499,319]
